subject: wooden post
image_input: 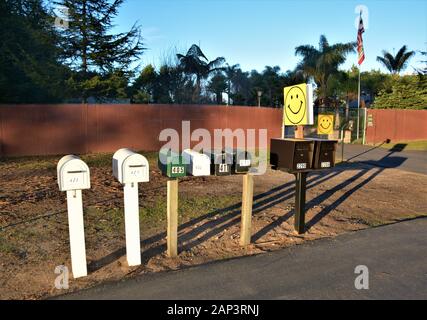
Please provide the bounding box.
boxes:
[167,179,178,257]
[240,173,254,246]
[295,125,304,139]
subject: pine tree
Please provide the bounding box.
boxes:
[0,0,70,103]
[56,0,144,102]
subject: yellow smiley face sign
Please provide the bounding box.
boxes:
[317,114,334,134]
[283,83,313,126]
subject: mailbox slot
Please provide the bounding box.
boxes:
[270,138,314,173]
[158,149,187,178]
[57,155,91,191]
[113,148,149,184]
[306,138,338,169]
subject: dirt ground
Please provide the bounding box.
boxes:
[0,153,426,299]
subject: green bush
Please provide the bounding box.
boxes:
[372,75,427,109]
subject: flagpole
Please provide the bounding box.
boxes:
[356,67,361,141]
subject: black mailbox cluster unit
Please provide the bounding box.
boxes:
[270,138,314,172]
[270,138,338,234]
[270,138,338,172]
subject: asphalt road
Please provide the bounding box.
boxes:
[337,143,427,175]
[58,218,427,300]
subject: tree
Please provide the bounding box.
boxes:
[176,44,225,103]
[56,0,144,102]
[224,63,239,105]
[131,64,157,103]
[295,35,356,105]
[0,0,71,103]
[376,45,415,74]
[414,51,426,76]
[372,75,426,109]
[207,72,227,104]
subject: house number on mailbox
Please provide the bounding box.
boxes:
[219,164,228,173]
[172,166,184,174]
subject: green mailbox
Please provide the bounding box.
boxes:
[158,149,186,178]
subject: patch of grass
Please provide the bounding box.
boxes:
[179,194,240,222]
[0,234,16,254]
[0,155,59,170]
[83,193,240,232]
[378,140,427,152]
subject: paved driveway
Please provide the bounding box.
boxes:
[57,218,427,300]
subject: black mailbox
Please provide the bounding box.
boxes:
[206,150,233,176]
[270,138,314,172]
[228,149,252,174]
[307,138,338,169]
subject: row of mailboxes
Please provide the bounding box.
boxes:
[159,149,253,178]
[270,138,338,172]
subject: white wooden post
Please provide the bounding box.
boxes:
[123,182,141,266]
[66,189,87,278]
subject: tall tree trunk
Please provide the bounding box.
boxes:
[193,76,201,103]
[81,0,88,103]
[227,80,231,105]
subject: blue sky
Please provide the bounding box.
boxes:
[113,0,427,74]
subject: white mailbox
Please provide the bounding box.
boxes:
[113,148,149,184]
[56,155,91,279]
[57,155,90,191]
[182,149,211,176]
[112,148,150,267]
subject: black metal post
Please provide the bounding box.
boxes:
[294,172,308,234]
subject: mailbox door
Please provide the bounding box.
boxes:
[168,156,186,178]
[235,151,251,173]
[316,141,337,169]
[123,156,149,183]
[191,154,210,176]
[230,150,251,174]
[209,153,231,176]
[59,160,90,191]
[270,139,294,170]
[292,142,313,171]
[216,163,231,176]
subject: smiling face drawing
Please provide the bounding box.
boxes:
[317,114,334,134]
[284,85,307,125]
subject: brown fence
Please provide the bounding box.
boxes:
[0,104,283,157]
[366,109,427,144]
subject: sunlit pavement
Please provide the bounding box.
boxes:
[56,217,427,300]
[337,144,427,175]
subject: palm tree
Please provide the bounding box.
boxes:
[224,63,240,105]
[176,44,225,103]
[295,35,356,105]
[376,45,415,74]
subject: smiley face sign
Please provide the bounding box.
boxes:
[283,83,314,126]
[317,114,334,134]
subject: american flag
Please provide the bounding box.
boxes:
[357,12,365,65]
